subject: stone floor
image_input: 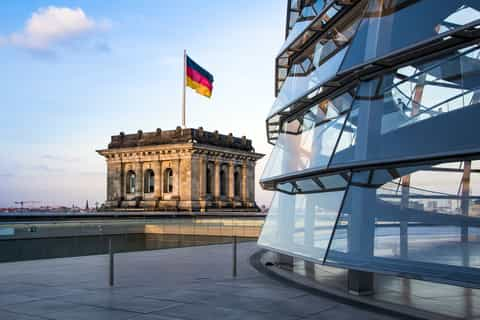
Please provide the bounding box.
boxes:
[268,257,480,320]
[0,242,402,320]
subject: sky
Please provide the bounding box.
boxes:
[0,1,286,208]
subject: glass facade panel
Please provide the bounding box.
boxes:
[262,92,354,181]
[269,46,349,118]
[258,190,345,262]
[278,20,312,55]
[319,174,348,189]
[277,0,348,96]
[269,2,365,117]
[327,161,480,286]
[295,178,322,193]
[340,0,480,72]
[262,0,480,289]
[331,46,480,167]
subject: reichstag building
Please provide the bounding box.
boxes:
[98,127,263,211]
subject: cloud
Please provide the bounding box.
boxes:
[30,164,65,173]
[79,171,104,176]
[41,154,80,162]
[2,6,110,52]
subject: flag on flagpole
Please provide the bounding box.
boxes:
[185,55,214,98]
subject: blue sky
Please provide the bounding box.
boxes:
[0,1,285,208]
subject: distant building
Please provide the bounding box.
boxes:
[97,127,264,211]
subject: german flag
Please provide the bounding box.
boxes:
[186,55,214,98]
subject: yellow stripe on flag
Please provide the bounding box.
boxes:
[187,77,212,98]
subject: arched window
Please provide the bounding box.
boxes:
[164,168,173,193]
[220,165,227,196]
[126,170,136,194]
[234,170,241,197]
[144,169,155,193]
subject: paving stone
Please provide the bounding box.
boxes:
[60,291,184,314]
[301,304,399,320]
[0,309,48,320]
[1,299,81,317]
[46,304,140,320]
[153,303,298,320]
[0,293,41,306]
[0,243,401,320]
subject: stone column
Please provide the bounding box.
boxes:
[228,161,235,201]
[199,156,206,200]
[135,161,143,199]
[106,161,113,201]
[241,160,248,205]
[179,156,192,207]
[154,160,162,200]
[176,158,181,199]
[214,160,221,200]
[247,161,255,203]
[159,160,164,198]
[120,162,125,201]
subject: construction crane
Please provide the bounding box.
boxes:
[14,201,40,210]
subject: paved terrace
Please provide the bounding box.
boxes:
[0,242,401,320]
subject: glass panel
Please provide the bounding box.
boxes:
[371,169,393,185]
[269,46,349,118]
[295,178,322,192]
[319,174,348,189]
[331,46,480,167]
[313,0,328,14]
[299,6,317,21]
[351,170,370,184]
[269,2,365,117]
[326,160,480,286]
[277,182,294,193]
[258,190,345,262]
[262,91,354,181]
[340,0,480,72]
[278,20,312,55]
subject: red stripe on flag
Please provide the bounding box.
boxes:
[187,66,213,91]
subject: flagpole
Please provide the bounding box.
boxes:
[182,49,187,128]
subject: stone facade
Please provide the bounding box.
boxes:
[97,127,264,211]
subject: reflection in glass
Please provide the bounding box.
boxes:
[258,190,345,262]
[340,0,480,71]
[327,161,480,286]
[262,92,354,181]
[272,172,350,194]
[144,169,155,193]
[277,0,345,95]
[127,170,136,194]
[331,45,480,167]
[269,47,349,118]
[269,2,365,117]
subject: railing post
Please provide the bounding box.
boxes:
[232,236,237,277]
[108,238,114,286]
